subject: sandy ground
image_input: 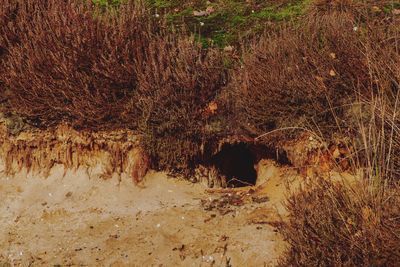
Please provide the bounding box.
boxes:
[0,161,295,267]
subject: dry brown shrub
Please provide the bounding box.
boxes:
[0,0,227,173]
[275,3,400,263]
[233,15,363,141]
[232,0,399,146]
[277,178,400,266]
[0,0,153,129]
[278,102,400,265]
[277,71,400,265]
[132,35,227,172]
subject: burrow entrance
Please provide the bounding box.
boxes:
[209,142,289,187]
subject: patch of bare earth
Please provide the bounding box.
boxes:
[0,160,296,266]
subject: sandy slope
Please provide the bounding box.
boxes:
[0,161,294,267]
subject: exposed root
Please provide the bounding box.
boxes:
[193,165,227,188]
[0,123,148,181]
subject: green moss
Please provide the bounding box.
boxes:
[152,0,175,8]
[195,35,210,48]
[230,15,246,26]
[383,2,400,14]
[146,0,205,10]
[212,32,230,47]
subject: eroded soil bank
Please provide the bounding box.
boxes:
[0,161,298,266]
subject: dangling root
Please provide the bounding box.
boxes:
[0,123,149,181]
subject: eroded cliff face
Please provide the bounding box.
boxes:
[0,112,354,189]
[0,122,148,181]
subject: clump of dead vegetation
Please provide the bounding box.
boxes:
[0,0,398,176]
[278,97,400,266]
[134,35,227,173]
[232,0,399,146]
[277,178,400,266]
[0,0,151,129]
[268,1,400,265]
[0,0,227,173]
[276,89,400,267]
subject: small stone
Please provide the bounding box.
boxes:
[193,11,207,17]
[223,45,234,52]
[371,6,382,13]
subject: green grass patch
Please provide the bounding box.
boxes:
[253,0,310,20]
[145,0,311,47]
[93,0,124,8]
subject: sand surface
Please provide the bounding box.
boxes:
[0,162,293,267]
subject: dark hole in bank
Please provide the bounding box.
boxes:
[210,142,290,188]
